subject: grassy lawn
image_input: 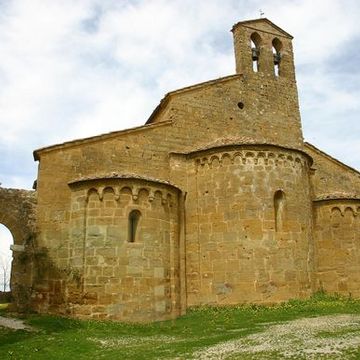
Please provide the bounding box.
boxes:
[1,293,360,359]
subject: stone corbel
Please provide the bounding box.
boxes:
[148,190,155,202]
[132,187,139,201]
[114,187,120,201]
[98,186,105,201]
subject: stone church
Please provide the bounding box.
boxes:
[1,18,360,322]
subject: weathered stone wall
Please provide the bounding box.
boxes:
[0,187,36,246]
[157,72,304,152]
[22,18,360,322]
[313,200,360,296]
[182,145,314,305]
[232,19,296,81]
[29,18,312,320]
[32,178,182,322]
[308,143,360,297]
[0,187,37,310]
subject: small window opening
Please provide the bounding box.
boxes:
[250,33,261,73]
[128,210,141,243]
[272,38,282,77]
[274,190,285,232]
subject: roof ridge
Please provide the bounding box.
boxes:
[146,74,241,124]
[305,142,360,176]
[33,120,173,161]
[231,18,293,39]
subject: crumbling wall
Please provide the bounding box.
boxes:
[0,186,37,310]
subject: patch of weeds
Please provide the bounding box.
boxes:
[0,303,10,316]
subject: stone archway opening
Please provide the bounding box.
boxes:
[0,187,36,310]
[0,224,13,302]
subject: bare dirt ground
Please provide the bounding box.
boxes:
[192,314,360,359]
[0,315,32,330]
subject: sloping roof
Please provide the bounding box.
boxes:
[33,74,242,158]
[305,142,360,176]
[68,172,181,190]
[146,74,240,124]
[33,18,294,159]
[33,120,172,161]
[170,140,313,165]
[231,18,293,39]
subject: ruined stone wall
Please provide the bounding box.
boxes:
[32,177,182,322]
[0,187,36,246]
[313,200,360,296]
[183,145,314,305]
[0,187,37,310]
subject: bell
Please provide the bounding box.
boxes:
[252,48,259,61]
[274,53,281,65]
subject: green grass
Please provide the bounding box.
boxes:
[1,293,360,359]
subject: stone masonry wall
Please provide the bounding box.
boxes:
[164,73,304,152]
[314,200,360,297]
[232,20,296,81]
[27,19,360,322]
[305,143,360,198]
[33,57,306,319]
[32,178,181,322]
[0,187,37,310]
[183,145,314,305]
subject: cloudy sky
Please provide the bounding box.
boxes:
[0,0,359,280]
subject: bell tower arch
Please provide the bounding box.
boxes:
[232,18,296,80]
[231,18,304,150]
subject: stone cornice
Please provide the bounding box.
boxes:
[33,120,173,161]
[68,173,181,192]
[313,194,360,202]
[171,142,313,166]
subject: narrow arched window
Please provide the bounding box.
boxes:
[128,210,141,242]
[250,32,261,72]
[272,38,282,77]
[274,190,285,232]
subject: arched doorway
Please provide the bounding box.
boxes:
[0,224,13,298]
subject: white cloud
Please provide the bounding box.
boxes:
[0,0,359,191]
